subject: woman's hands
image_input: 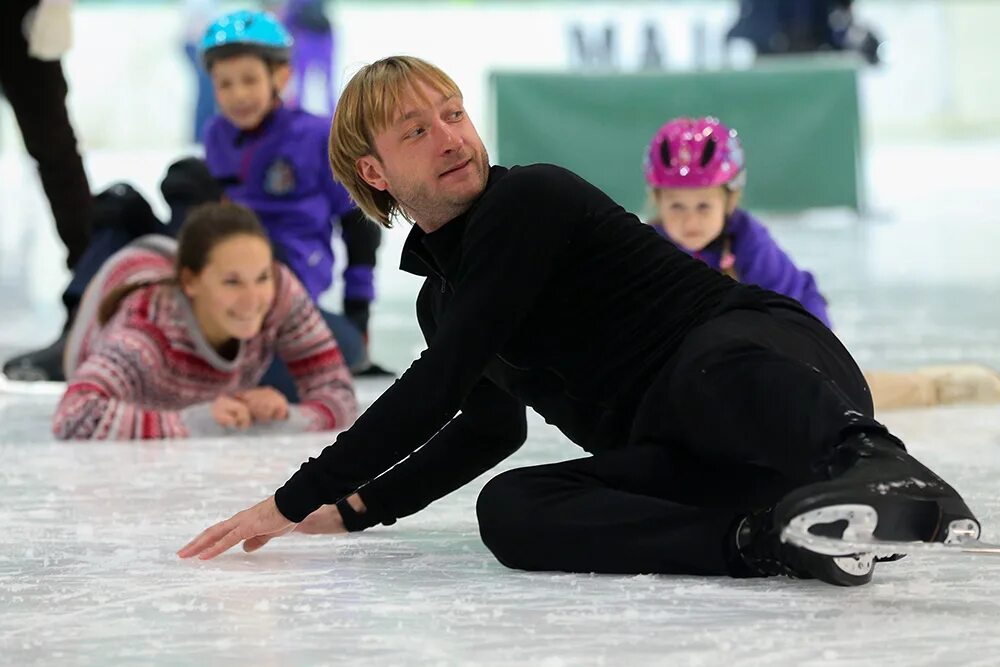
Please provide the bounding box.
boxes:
[211,387,289,429]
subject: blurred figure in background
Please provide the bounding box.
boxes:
[0,0,92,268]
[3,157,223,382]
[5,10,388,384]
[182,0,220,143]
[200,9,389,378]
[53,202,357,440]
[727,0,882,65]
[645,117,830,325]
[643,116,1000,411]
[279,0,338,115]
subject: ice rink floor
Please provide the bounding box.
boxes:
[2,140,1000,665]
[2,381,1000,666]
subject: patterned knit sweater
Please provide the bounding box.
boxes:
[53,236,358,440]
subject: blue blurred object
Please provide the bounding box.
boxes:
[278,0,338,114]
[183,42,216,143]
[201,9,293,55]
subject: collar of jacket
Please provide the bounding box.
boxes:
[399,165,508,280]
[229,104,287,147]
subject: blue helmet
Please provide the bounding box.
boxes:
[201,10,293,67]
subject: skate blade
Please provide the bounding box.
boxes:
[781,504,1000,558]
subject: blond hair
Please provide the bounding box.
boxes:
[329,56,462,228]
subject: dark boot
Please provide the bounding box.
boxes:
[3,328,69,382]
[775,432,980,551]
[734,508,875,587]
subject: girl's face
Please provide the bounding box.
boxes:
[181,235,276,348]
[654,186,732,252]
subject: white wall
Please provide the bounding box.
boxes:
[3,0,1000,155]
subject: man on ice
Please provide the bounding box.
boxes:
[180,56,985,587]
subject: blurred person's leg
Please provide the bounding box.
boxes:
[184,42,216,143]
[341,210,394,377]
[3,183,162,381]
[1,224,137,382]
[0,0,91,269]
[288,29,335,115]
[321,30,336,113]
[259,309,365,402]
[321,310,365,372]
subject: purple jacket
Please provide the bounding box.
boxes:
[654,208,832,328]
[203,106,362,302]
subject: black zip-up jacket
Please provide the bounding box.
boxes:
[274,164,788,526]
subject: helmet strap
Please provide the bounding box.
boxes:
[724,189,742,216]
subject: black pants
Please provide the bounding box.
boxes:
[477,305,888,577]
[0,0,91,268]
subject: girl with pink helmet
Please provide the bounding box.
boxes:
[644,117,1000,410]
[644,116,831,328]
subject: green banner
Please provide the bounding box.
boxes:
[492,58,864,213]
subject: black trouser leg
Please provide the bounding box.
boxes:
[477,446,787,576]
[477,306,891,577]
[636,306,888,486]
[0,0,91,269]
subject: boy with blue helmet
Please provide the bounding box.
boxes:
[200,10,387,377]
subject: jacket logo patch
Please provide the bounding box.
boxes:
[264,158,296,195]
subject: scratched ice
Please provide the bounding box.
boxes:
[1,378,1000,666]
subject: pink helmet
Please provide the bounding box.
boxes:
[644,117,746,190]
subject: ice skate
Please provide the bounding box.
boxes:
[776,431,986,560]
[734,507,875,587]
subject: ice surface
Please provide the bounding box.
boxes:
[1,379,1000,666]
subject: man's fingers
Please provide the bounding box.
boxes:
[244,521,295,551]
[177,519,236,558]
[293,519,315,534]
[243,535,272,553]
[179,497,293,560]
[293,507,346,535]
[196,527,245,560]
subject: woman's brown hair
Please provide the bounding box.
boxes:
[97,202,270,324]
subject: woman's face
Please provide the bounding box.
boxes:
[182,234,276,347]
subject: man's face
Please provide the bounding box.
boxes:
[357,80,489,230]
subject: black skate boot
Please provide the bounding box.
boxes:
[775,432,981,556]
[2,330,69,382]
[734,508,874,586]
